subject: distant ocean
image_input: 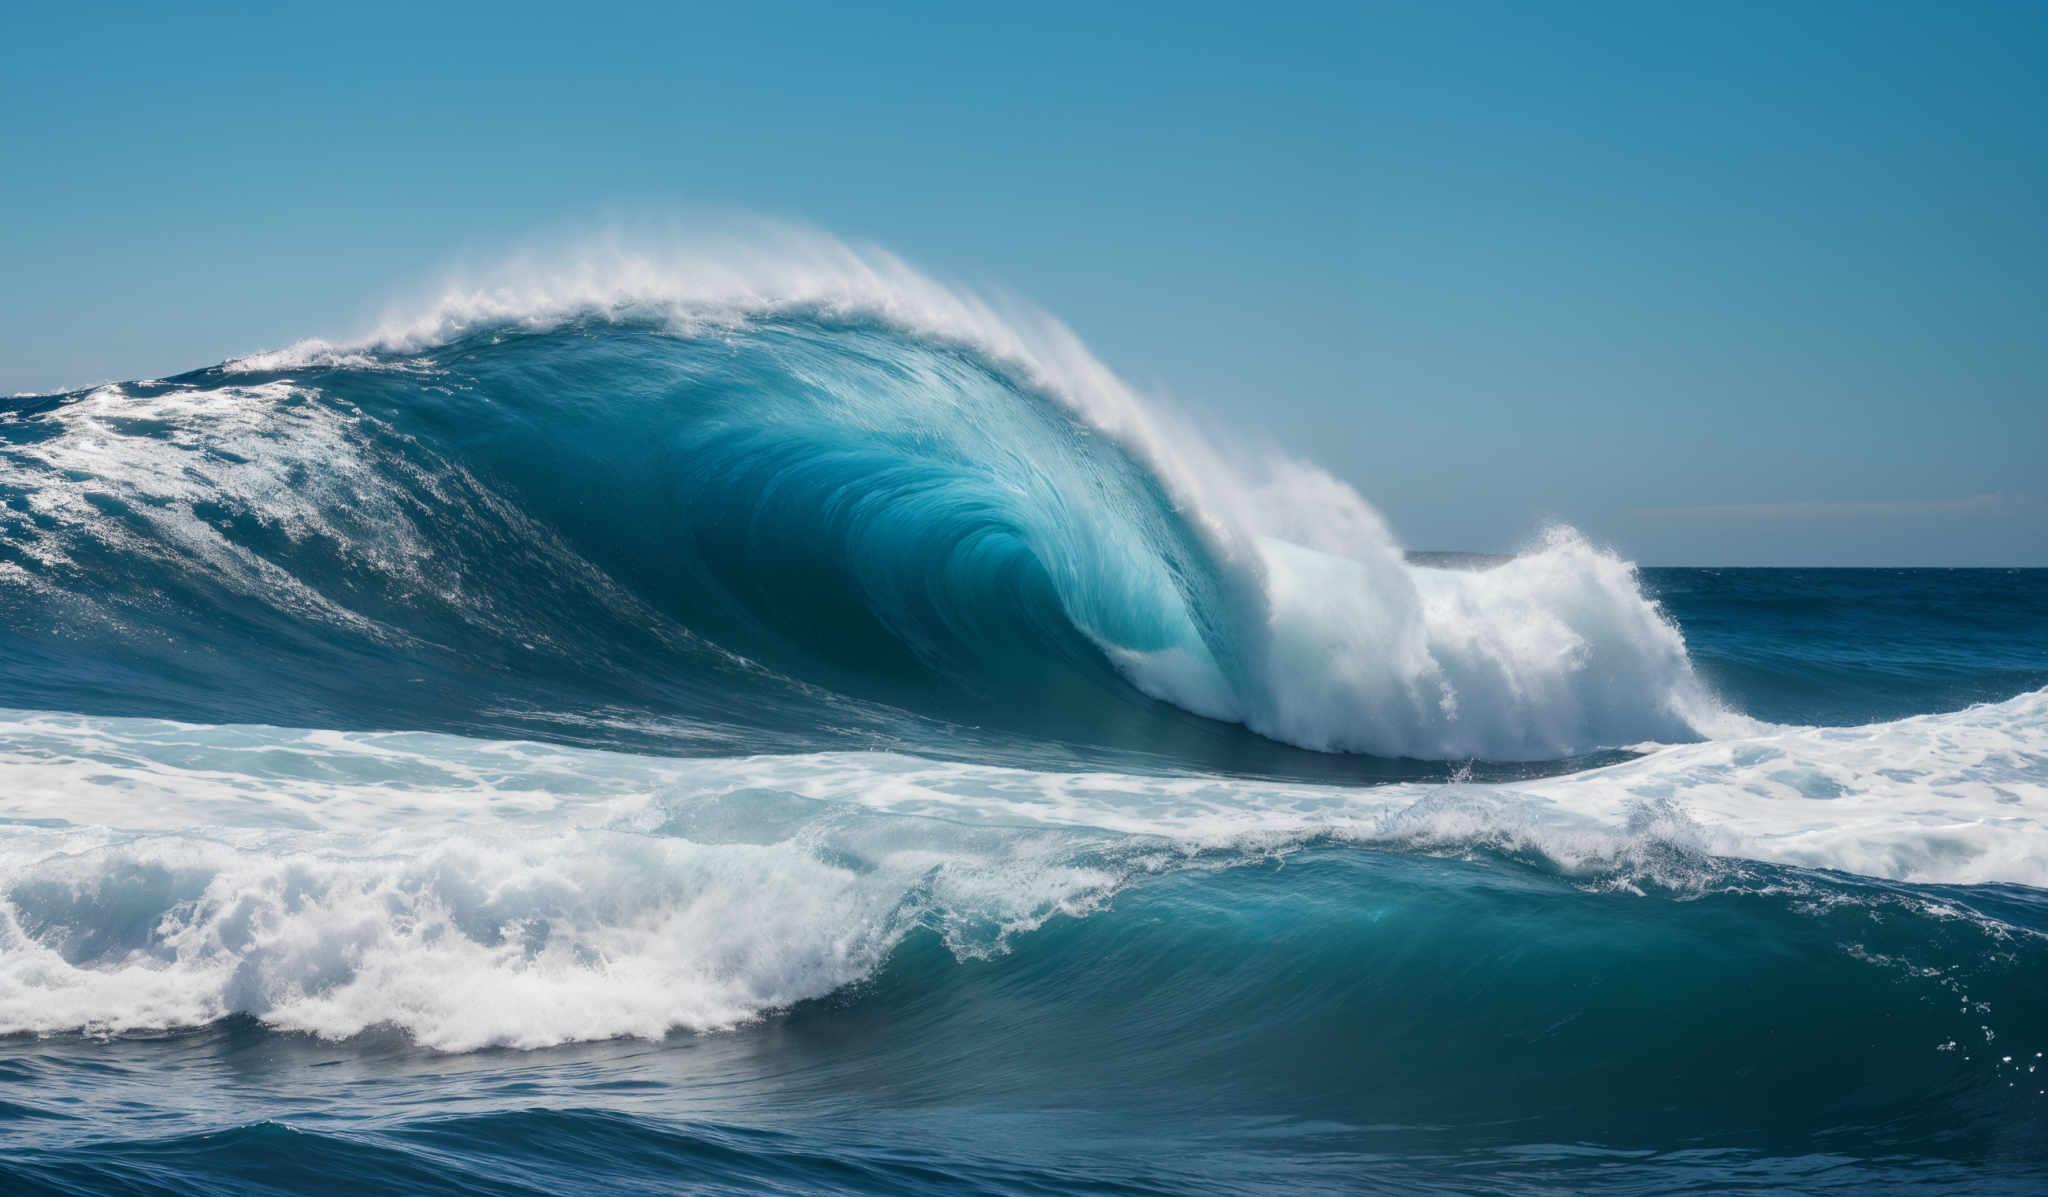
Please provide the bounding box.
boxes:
[3,252,2043,1194]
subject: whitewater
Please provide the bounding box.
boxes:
[2,240,2044,1194]
[0,689,2042,1050]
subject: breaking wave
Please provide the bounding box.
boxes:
[0,241,1726,766]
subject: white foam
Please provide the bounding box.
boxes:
[0,694,2040,1046]
[0,380,420,634]
[1517,687,2048,887]
[223,339,389,374]
[0,712,1135,1048]
[0,822,1121,1050]
[0,375,681,655]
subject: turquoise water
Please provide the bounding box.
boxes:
[2,286,2043,1194]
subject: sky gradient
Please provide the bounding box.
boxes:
[4,1,2042,564]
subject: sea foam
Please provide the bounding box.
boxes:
[1,692,2039,1047]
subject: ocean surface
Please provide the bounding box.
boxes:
[2,253,2044,1194]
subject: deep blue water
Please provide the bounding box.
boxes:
[1,309,2043,1194]
[1648,566,2048,728]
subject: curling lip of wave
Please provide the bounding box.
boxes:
[195,242,1725,761]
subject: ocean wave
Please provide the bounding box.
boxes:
[0,242,1726,763]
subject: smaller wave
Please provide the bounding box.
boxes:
[0,694,2040,1048]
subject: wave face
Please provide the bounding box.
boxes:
[3,247,2045,1194]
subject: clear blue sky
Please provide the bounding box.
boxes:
[4,1,2042,565]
